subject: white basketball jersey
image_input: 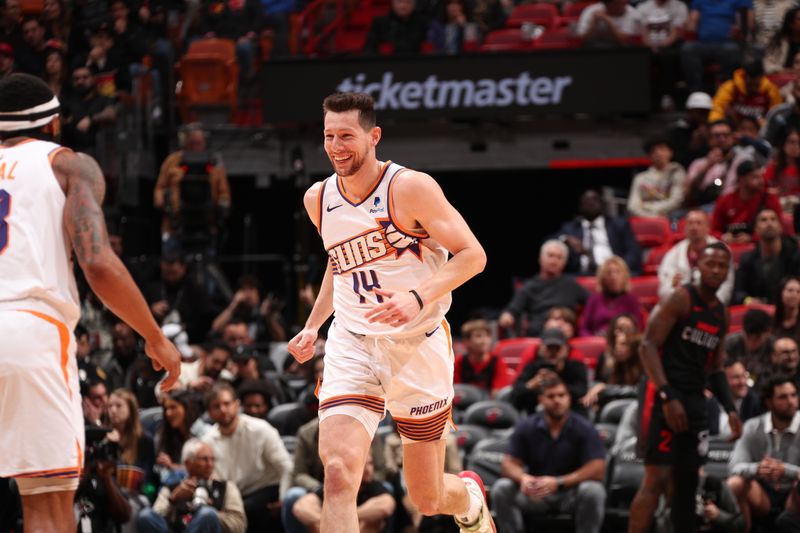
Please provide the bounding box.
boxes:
[0,140,80,328]
[319,161,451,336]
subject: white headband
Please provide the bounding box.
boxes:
[0,96,60,131]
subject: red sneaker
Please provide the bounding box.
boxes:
[454,471,497,533]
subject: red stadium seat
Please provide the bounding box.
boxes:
[783,212,796,237]
[576,276,598,294]
[569,336,607,369]
[532,28,582,49]
[176,51,239,121]
[561,1,596,23]
[629,216,672,249]
[643,243,672,275]
[480,28,534,51]
[630,276,660,310]
[494,338,540,372]
[728,303,776,333]
[729,242,756,266]
[506,3,561,29]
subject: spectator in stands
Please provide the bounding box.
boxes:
[203,383,292,532]
[709,57,783,125]
[727,376,800,532]
[511,328,589,415]
[637,0,687,109]
[763,76,800,145]
[283,416,387,533]
[155,389,211,486]
[686,120,748,207]
[15,16,47,76]
[42,0,70,52]
[292,455,394,533]
[579,256,643,337]
[84,20,132,95]
[725,308,775,379]
[0,0,22,48]
[107,388,157,494]
[109,0,147,70]
[103,320,143,393]
[365,0,429,55]
[0,42,13,78]
[759,337,800,390]
[774,276,800,338]
[237,379,273,420]
[153,123,231,255]
[627,136,687,218]
[734,208,800,304]
[179,341,234,393]
[581,328,642,409]
[472,0,510,36]
[556,189,643,275]
[543,306,579,340]
[765,126,800,212]
[454,318,511,397]
[764,8,800,74]
[497,239,589,337]
[658,209,734,303]
[198,0,264,82]
[137,439,247,533]
[61,65,117,157]
[681,0,753,92]
[711,160,783,243]
[42,43,66,100]
[212,274,286,343]
[670,91,712,168]
[577,0,640,47]
[82,378,110,427]
[725,358,763,422]
[493,376,606,533]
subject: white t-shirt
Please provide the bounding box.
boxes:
[636,0,688,44]
[577,3,641,37]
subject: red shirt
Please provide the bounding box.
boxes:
[711,189,782,237]
[764,160,800,196]
[454,353,512,392]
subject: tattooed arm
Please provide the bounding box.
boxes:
[56,150,181,390]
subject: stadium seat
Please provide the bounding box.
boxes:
[576,276,598,294]
[606,452,645,509]
[629,216,672,249]
[630,275,660,310]
[569,336,607,369]
[281,435,298,456]
[139,407,163,437]
[495,385,514,403]
[598,398,636,425]
[267,402,311,436]
[729,242,755,266]
[532,28,583,49]
[506,3,561,29]
[705,438,734,480]
[453,383,489,411]
[728,303,776,333]
[176,52,239,121]
[480,28,534,51]
[643,243,671,275]
[187,38,237,59]
[783,212,796,236]
[465,437,509,493]
[334,30,369,54]
[452,424,492,455]
[594,422,618,448]
[463,400,520,429]
[493,337,540,371]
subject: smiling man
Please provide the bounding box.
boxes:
[287,92,490,533]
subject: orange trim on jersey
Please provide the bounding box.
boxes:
[47,146,72,165]
[20,309,72,400]
[441,320,453,357]
[15,467,81,479]
[75,438,84,476]
[394,406,451,442]
[314,377,321,399]
[0,138,37,150]
[315,177,328,234]
[387,168,429,239]
[336,160,391,206]
[319,394,385,414]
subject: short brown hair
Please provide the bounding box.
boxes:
[322,92,376,130]
[461,319,491,339]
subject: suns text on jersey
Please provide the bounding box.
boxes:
[328,227,392,274]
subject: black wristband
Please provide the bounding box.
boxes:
[658,384,678,402]
[409,289,424,310]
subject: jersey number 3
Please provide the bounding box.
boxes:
[0,189,10,254]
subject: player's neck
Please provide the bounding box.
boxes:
[694,282,717,302]
[339,159,383,201]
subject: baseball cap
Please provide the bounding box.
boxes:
[0,43,13,58]
[541,328,567,347]
[686,92,712,110]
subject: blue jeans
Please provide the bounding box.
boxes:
[681,40,741,92]
[282,486,309,533]
[137,505,222,533]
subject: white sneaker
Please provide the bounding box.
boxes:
[454,471,496,533]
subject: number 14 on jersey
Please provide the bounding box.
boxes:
[352,270,383,304]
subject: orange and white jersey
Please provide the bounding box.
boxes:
[0,139,79,329]
[318,161,451,336]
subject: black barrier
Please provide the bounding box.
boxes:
[260,48,651,122]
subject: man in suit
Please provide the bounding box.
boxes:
[556,189,643,275]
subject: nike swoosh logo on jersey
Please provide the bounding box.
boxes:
[326,204,343,212]
[425,326,440,337]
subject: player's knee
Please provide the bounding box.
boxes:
[727,475,748,495]
[322,456,361,495]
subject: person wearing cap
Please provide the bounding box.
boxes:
[0,42,14,78]
[627,135,687,218]
[711,159,783,243]
[510,328,589,416]
[670,92,712,168]
[709,56,783,124]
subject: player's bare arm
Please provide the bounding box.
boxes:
[365,171,486,326]
[288,181,335,363]
[57,150,181,390]
[640,288,690,433]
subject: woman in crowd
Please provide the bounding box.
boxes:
[773,276,800,339]
[764,7,800,74]
[153,389,208,485]
[42,0,71,51]
[108,388,156,493]
[765,126,800,212]
[42,46,68,100]
[579,256,643,336]
[542,305,579,340]
[581,317,643,409]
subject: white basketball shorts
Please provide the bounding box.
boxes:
[0,309,84,484]
[318,319,455,443]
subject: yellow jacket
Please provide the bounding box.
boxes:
[709,69,783,123]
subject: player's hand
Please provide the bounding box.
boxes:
[364,288,421,327]
[288,328,318,363]
[727,412,742,441]
[662,399,688,433]
[145,334,182,392]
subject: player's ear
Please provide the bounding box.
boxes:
[370,126,381,147]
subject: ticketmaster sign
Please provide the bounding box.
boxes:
[260,49,650,122]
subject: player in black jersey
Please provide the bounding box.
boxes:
[628,242,743,533]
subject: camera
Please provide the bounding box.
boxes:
[190,480,211,510]
[84,425,120,465]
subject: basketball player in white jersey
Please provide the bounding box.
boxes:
[0,74,181,532]
[288,92,493,532]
